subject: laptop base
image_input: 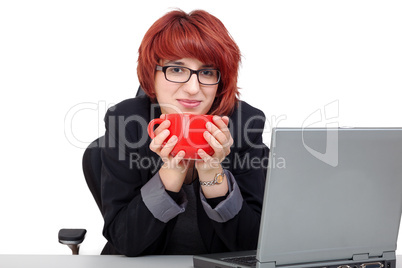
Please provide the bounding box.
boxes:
[194,252,396,268]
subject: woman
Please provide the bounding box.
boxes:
[100,9,269,256]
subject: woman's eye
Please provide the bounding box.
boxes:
[201,70,214,77]
[168,67,183,73]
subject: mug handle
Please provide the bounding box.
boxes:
[147,118,165,139]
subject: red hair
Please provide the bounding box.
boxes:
[137,9,241,116]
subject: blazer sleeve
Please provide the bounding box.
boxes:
[100,98,178,257]
[202,101,269,252]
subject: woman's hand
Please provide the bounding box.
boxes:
[196,116,233,198]
[149,114,189,192]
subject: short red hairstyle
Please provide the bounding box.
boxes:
[137,9,241,116]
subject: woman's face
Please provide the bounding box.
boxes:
[154,58,219,115]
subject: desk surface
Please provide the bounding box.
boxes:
[0,254,401,268]
[0,255,193,268]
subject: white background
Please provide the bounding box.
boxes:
[0,0,401,255]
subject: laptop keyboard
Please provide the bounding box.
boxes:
[221,255,257,267]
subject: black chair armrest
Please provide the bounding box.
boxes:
[58,228,87,255]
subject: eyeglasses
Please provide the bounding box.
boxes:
[156,65,221,85]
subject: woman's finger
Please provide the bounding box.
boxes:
[206,117,233,148]
[159,135,178,159]
[149,129,170,152]
[203,131,229,160]
[221,116,229,125]
[171,150,186,167]
[153,119,171,137]
[196,149,222,170]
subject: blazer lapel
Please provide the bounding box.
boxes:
[137,98,163,184]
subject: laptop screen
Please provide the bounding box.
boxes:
[257,128,402,265]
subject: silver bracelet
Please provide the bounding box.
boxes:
[199,171,225,186]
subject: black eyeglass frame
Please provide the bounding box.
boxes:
[155,65,221,86]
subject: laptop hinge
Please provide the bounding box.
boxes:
[353,253,369,261]
[257,261,276,268]
[382,251,396,259]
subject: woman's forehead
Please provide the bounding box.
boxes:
[160,58,216,68]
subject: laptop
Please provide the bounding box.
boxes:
[194,128,402,268]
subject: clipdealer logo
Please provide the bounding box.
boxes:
[301,100,339,167]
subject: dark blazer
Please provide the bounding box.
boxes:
[100,95,269,256]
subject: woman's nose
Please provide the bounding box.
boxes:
[182,74,200,94]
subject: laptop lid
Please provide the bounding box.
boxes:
[257,128,402,266]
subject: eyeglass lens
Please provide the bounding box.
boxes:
[165,66,220,85]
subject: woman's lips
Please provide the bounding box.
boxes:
[177,99,201,108]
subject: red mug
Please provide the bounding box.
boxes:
[147,113,215,159]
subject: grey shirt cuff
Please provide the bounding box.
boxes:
[141,173,187,223]
[200,170,243,223]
